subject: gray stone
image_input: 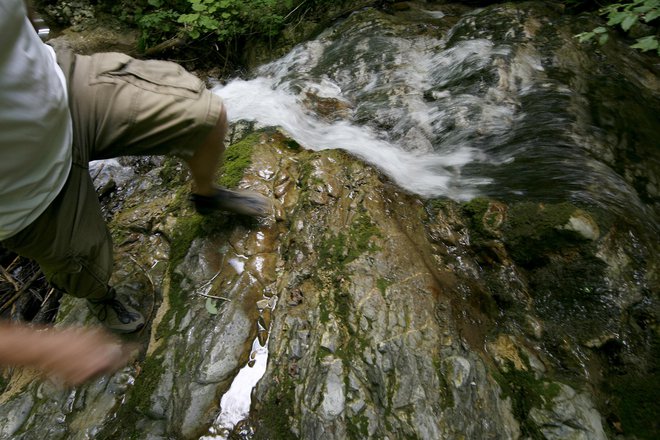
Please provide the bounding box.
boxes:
[320,358,346,420]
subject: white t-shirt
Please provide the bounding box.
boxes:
[0,0,73,240]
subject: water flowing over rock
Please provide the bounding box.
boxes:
[1,2,658,440]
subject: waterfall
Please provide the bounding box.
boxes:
[213,6,659,235]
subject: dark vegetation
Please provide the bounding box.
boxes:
[0,247,60,326]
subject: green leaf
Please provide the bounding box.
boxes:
[622,14,638,31]
[191,3,206,12]
[598,33,609,45]
[631,35,660,51]
[147,0,163,7]
[644,10,660,21]
[633,5,653,13]
[205,297,219,314]
[178,13,200,23]
[576,31,595,43]
[607,11,628,25]
[593,26,607,34]
[199,16,220,30]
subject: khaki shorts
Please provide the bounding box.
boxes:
[1,51,223,300]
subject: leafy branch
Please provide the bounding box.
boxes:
[576,0,659,55]
[132,0,299,48]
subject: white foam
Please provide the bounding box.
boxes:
[214,78,485,199]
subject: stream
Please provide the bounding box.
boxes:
[207,4,659,436]
[214,4,659,235]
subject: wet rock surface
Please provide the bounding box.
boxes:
[2,2,659,440]
[1,127,655,439]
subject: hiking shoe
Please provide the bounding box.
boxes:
[190,186,272,217]
[87,292,145,334]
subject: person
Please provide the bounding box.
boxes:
[0,0,271,382]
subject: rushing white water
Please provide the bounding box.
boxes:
[216,77,482,198]
[200,337,269,440]
[211,29,522,200]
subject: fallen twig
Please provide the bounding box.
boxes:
[284,0,311,22]
[196,291,231,302]
[0,264,20,292]
[0,270,42,314]
[6,256,20,272]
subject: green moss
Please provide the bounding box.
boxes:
[605,337,660,439]
[503,202,582,267]
[346,413,370,439]
[218,134,256,188]
[158,211,234,338]
[167,182,192,215]
[159,156,186,185]
[319,301,330,323]
[333,289,355,334]
[95,348,168,440]
[296,155,316,190]
[317,346,333,360]
[254,373,297,440]
[426,197,453,213]
[377,278,392,295]
[285,138,302,151]
[462,198,497,245]
[434,359,455,410]
[127,351,167,412]
[318,212,381,270]
[169,215,205,269]
[462,198,490,219]
[492,363,562,439]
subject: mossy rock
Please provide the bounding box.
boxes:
[462,198,506,244]
[603,335,660,439]
[502,202,593,268]
[318,211,381,270]
[253,370,297,440]
[492,360,562,440]
[218,133,257,189]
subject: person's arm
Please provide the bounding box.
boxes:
[0,322,134,385]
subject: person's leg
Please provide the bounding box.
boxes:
[186,108,273,217]
[65,52,271,217]
[2,164,110,301]
[184,105,227,197]
[0,164,144,333]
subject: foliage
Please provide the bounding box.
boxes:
[111,0,300,50]
[576,0,660,55]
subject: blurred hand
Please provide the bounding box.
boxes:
[35,327,136,385]
[0,322,136,386]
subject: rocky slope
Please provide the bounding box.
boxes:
[0,126,656,439]
[1,1,658,439]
